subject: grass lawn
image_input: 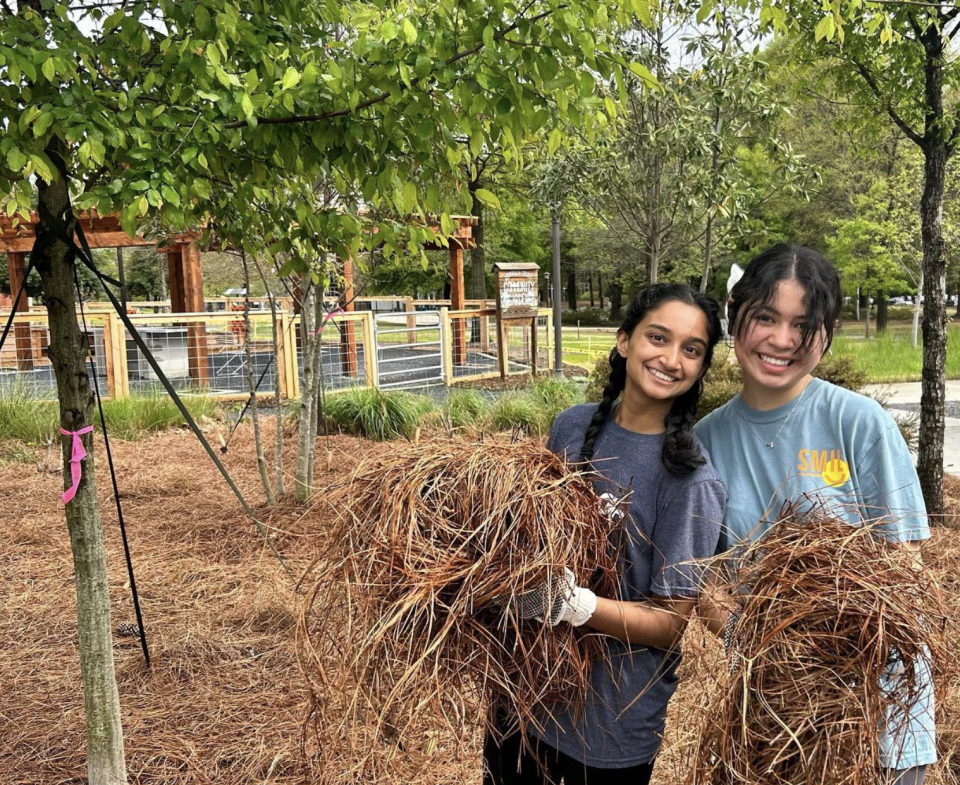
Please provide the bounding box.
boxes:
[553,322,960,382]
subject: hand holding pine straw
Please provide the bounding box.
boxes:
[689,507,950,785]
[296,438,620,783]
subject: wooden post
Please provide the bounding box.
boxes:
[480,312,490,353]
[530,316,539,377]
[276,309,289,398]
[449,243,467,366]
[497,318,509,379]
[287,311,301,399]
[7,251,34,370]
[102,315,117,399]
[180,242,209,386]
[339,255,358,377]
[167,250,186,312]
[361,311,377,387]
[440,307,454,385]
[405,296,416,345]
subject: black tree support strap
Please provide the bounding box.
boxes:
[68,223,294,582]
[73,266,151,667]
[222,355,275,454]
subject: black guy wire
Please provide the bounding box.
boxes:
[74,264,151,667]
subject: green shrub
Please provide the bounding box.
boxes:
[443,389,489,429]
[813,352,868,392]
[0,387,57,443]
[561,308,611,327]
[585,353,612,403]
[697,358,743,420]
[489,393,545,436]
[98,393,219,440]
[322,387,433,441]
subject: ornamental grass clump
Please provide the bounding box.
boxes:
[690,509,950,785]
[297,438,619,783]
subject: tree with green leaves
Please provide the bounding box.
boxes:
[1,0,648,779]
[764,1,957,518]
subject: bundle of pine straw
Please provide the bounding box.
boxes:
[690,508,950,785]
[297,438,620,782]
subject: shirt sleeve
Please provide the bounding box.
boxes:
[855,421,930,543]
[649,478,726,598]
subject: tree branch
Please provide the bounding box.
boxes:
[223,8,557,129]
[849,56,924,145]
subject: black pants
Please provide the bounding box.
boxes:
[483,728,654,785]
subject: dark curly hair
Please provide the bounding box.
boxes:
[728,243,842,353]
[579,283,723,476]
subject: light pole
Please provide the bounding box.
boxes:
[550,200,563,378]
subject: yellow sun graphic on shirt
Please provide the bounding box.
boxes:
[821,458,851,487]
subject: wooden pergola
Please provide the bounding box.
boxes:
[1,210,476,378]
[0,210,208,378]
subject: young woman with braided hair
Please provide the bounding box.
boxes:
[484,283,727,785]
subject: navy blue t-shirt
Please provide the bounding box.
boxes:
[530,403,726,767]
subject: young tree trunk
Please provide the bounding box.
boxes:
[566,264,577,312]
[597,273,604,309]
[912,272,923,348]
[864,296,871,339]
[588,273,594,308]
[467,180,487,301]
[855,287,860,322]
[876,291,888,334]
[699,213,715,294]
[609,281,623,322]
[294,280,317,500]
[240,252,274,505]
[917,136,948,518]
[35,139,127,784]
[252,255,284,496]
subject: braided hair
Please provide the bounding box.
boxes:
[728,243,842,352]
[579,283,723,477]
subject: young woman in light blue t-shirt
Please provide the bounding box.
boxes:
[695,243,935,785]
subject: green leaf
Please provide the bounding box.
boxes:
[628,61,659,89]
[130,180,150,191]
[474,188,501,209]
[41,57,55,82]
[160,184,181,206]
[381,20,399,43]
[401,18,418,45]
[195,5,211,31]
[206,42,221,68]
[281,66,300,90]
[182,147,198,163]
[631,0,652,27]
[415,54,431,78]
[240,93,254,118]
[815,15,835,42]
[604,95,616,120]
[32,112,54,138]
[402,180,418,212]
[548,127,562,156]
[6,147,26,171]
[483,24,495,50]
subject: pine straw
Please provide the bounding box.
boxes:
[688,509,952,785]
[297,438,620,784]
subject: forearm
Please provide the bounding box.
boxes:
[585,596,693,649]
[697,587,730,637]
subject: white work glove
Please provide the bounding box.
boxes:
[546,568,598,627]
[493,569,597,626]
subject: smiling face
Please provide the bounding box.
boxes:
[615,300,710,410]
[734,278,828,407]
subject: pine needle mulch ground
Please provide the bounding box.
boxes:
[3,423,960,785]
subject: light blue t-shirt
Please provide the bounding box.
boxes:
[695,378,935,769]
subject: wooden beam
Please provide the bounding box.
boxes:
[7,251,34,370]
[449,243,467,367]
[339,255,358,377]
[179,242,209,386]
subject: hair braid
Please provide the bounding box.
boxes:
[579,347,627,463]
[660,380,706,476]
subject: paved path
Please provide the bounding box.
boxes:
[863,381,960,476]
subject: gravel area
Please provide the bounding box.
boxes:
[887,401,960,419]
